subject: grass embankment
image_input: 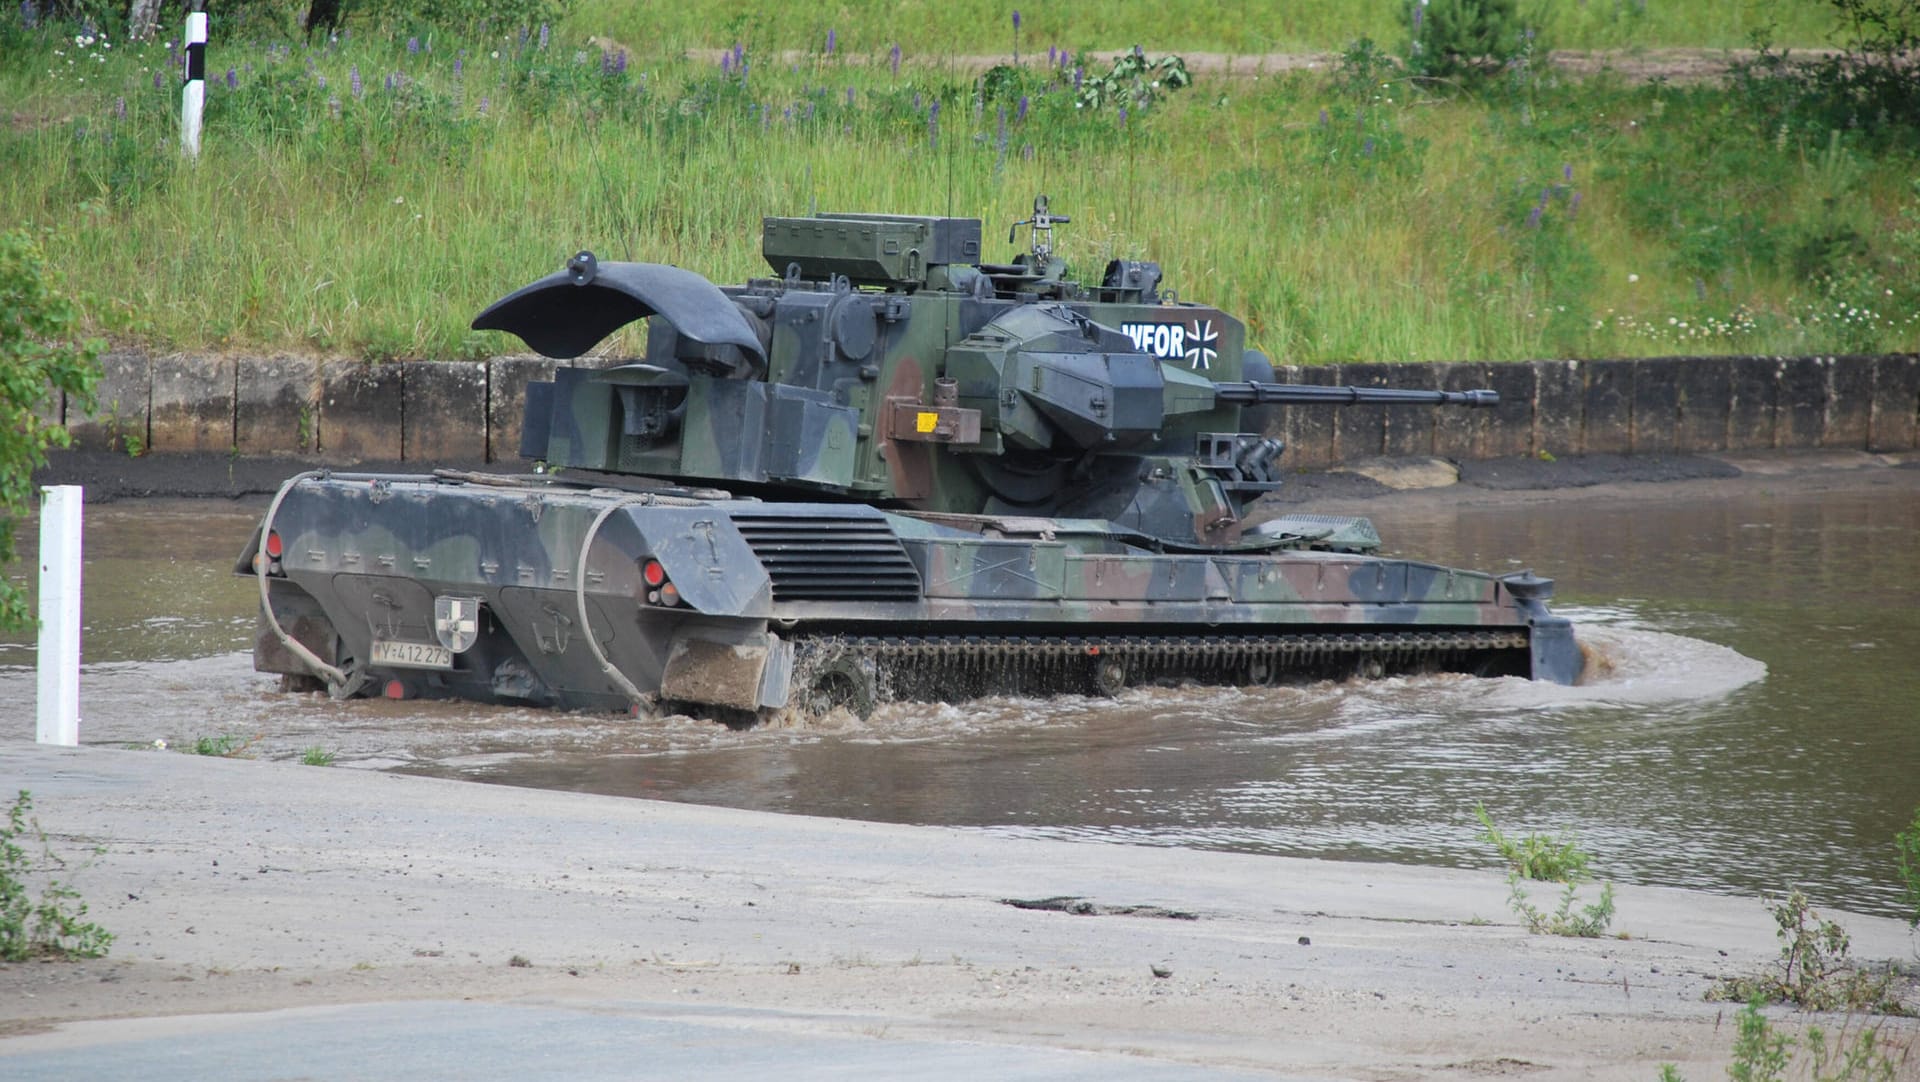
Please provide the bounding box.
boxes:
[566,1,1844,56]
[0,7,1914,364]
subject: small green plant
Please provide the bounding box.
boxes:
[299,746,337,767]
[1475,804,1614,937]
[1896,804,1920,929]
[191,733,257,758]
[1660,996,1909,1082]
[1710,890,1904,1013]
[1073,47,1191,115]
[1,791,115,961]
[1475,802,1591,882]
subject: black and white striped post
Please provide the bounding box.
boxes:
[181,8,207,157]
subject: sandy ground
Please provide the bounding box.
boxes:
[0,740,1915,1079]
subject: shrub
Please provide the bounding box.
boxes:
[1709,890,1905,1014]
[1474,804,1615,937]
[1662,997,1909,1082]
[1896,805,1920,929]
[1401,0,1534,85]
[0,230,100,632]
[1475,802,1590,881]
[1,791,114,961]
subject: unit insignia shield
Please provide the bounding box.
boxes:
[433,596,482,653]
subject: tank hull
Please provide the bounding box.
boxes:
[241,471,1582,718]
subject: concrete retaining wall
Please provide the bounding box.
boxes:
[52,353,1920,467]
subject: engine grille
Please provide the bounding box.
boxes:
[732,513,923,601]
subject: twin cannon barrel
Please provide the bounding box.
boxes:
[1213,384,1499,408]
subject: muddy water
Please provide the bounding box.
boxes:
[3,473,1917,917]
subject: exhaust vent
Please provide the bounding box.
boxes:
[733,513,922,601]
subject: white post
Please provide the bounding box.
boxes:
[36,486,83,747]
[181,10,207,159]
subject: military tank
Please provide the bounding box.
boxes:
[240,198,1581,721]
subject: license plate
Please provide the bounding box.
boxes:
[370,639,453,670]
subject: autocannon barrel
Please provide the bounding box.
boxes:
[1213,383,1499,408]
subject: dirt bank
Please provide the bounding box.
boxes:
[690,47,1832,85]
[0,742,1914,1079]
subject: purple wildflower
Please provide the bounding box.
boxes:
[825,28,835,55]
[1569,191,1582,219]
[1072,66,1083,90]
[1526,205,1543,229]
[1563,162,1574,182]
[453,57,462,78]
[1319,107,1329,126]
[1363,137,1375,156]
[406,36,420,55]
[783,105,793,121]
[1133,44,1144,59]
[804,101,814,120]
[518,26,528,46]
[1118,106,1127,125]
[846,86,855,105]
[384,72,396,92]
[928,99,940,147]
[350,66,362,98]
[1012,10,1020,30]
[1022,144,1033,160]
[226,68,238,88]
[538,23,549,50]
[1539,187,1551,207]
[732,42,743,68]
[114,96,125,120]
[1048,45,1056,65]
[1017,94,1028,121]
[317,73,327,89]
[477,95,489,116]
[912,92,921,110]
[1412,4,1423,34]
[611,50,627,75]
[20,0,37,29]
[152,70,163,89]
[890,43,900,77]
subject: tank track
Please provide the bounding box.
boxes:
[790,628,1531,712]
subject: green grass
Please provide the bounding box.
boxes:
[562,1,1844,55]
[0,11,1914,365]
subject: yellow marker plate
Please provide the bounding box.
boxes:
[916,411,938,433]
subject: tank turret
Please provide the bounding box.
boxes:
[475,198,1496,548]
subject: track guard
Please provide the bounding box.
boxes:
[1501,572,1583,685]
[659,627,792,712]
